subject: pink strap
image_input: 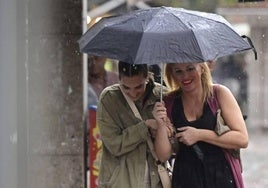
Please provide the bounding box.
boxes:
[207,85,244,188]
[207,84,220,115]
[224,151,244,188]
[164,94,175,122]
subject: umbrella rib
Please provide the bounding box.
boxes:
[164,7,231,27]
[164,7,242,39]
[133,8,163,64]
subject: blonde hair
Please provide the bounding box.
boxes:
[164,62,214,102]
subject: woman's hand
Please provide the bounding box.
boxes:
[145,119,158,137]
[152,101,168,124]
[152,102,175,137]
[176,126,200,146]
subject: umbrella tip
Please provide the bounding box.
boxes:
[242,35,258,61]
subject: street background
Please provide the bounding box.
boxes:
[242,127,268,188]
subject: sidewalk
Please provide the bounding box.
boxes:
[242,127,268,188]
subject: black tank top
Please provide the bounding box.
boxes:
[171,96,235,188]
[171,96,223,158]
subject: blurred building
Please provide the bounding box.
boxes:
[212,54,249,116]
[217,3,268,129]
[1,1,84,188]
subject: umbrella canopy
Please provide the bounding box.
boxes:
[78,6,253,64]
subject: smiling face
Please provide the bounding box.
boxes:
[120,74,147,101]
[170,63,203,92]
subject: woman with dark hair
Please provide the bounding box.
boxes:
[152,62,248,188]
[97,61,169,188]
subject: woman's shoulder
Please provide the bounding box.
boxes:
[99,84,121,101]
[211,84,237,110]
[213,84,233,97]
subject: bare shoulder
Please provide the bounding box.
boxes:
[214,84,238,109]
[214,84,233,98]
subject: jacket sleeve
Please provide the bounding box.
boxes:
[97,90,149,157]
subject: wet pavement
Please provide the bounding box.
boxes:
[242,127,268,188]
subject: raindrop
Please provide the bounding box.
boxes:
[75,50,81,56]
[9,132,17,144]
[68,85,73,95]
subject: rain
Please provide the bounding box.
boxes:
[1,0,268,188]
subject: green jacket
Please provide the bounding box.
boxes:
[97,82,165,188]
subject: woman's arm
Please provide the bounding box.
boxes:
[209,84,248,148]
[177,85,248,149]
[97,93,149,157]
[152,102,174,162]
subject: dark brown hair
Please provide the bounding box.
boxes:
[118,61,148,80]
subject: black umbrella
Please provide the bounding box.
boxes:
[78,6,255,65]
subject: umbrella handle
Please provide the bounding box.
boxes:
[242,35,257,60]
[160,63,164,102]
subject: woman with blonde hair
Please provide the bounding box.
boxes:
[153,62,248,188]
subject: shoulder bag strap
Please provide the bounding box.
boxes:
[119,86,159,161]
[120,86,172,188]
[207,85,244,187]
[207,84,220,115]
